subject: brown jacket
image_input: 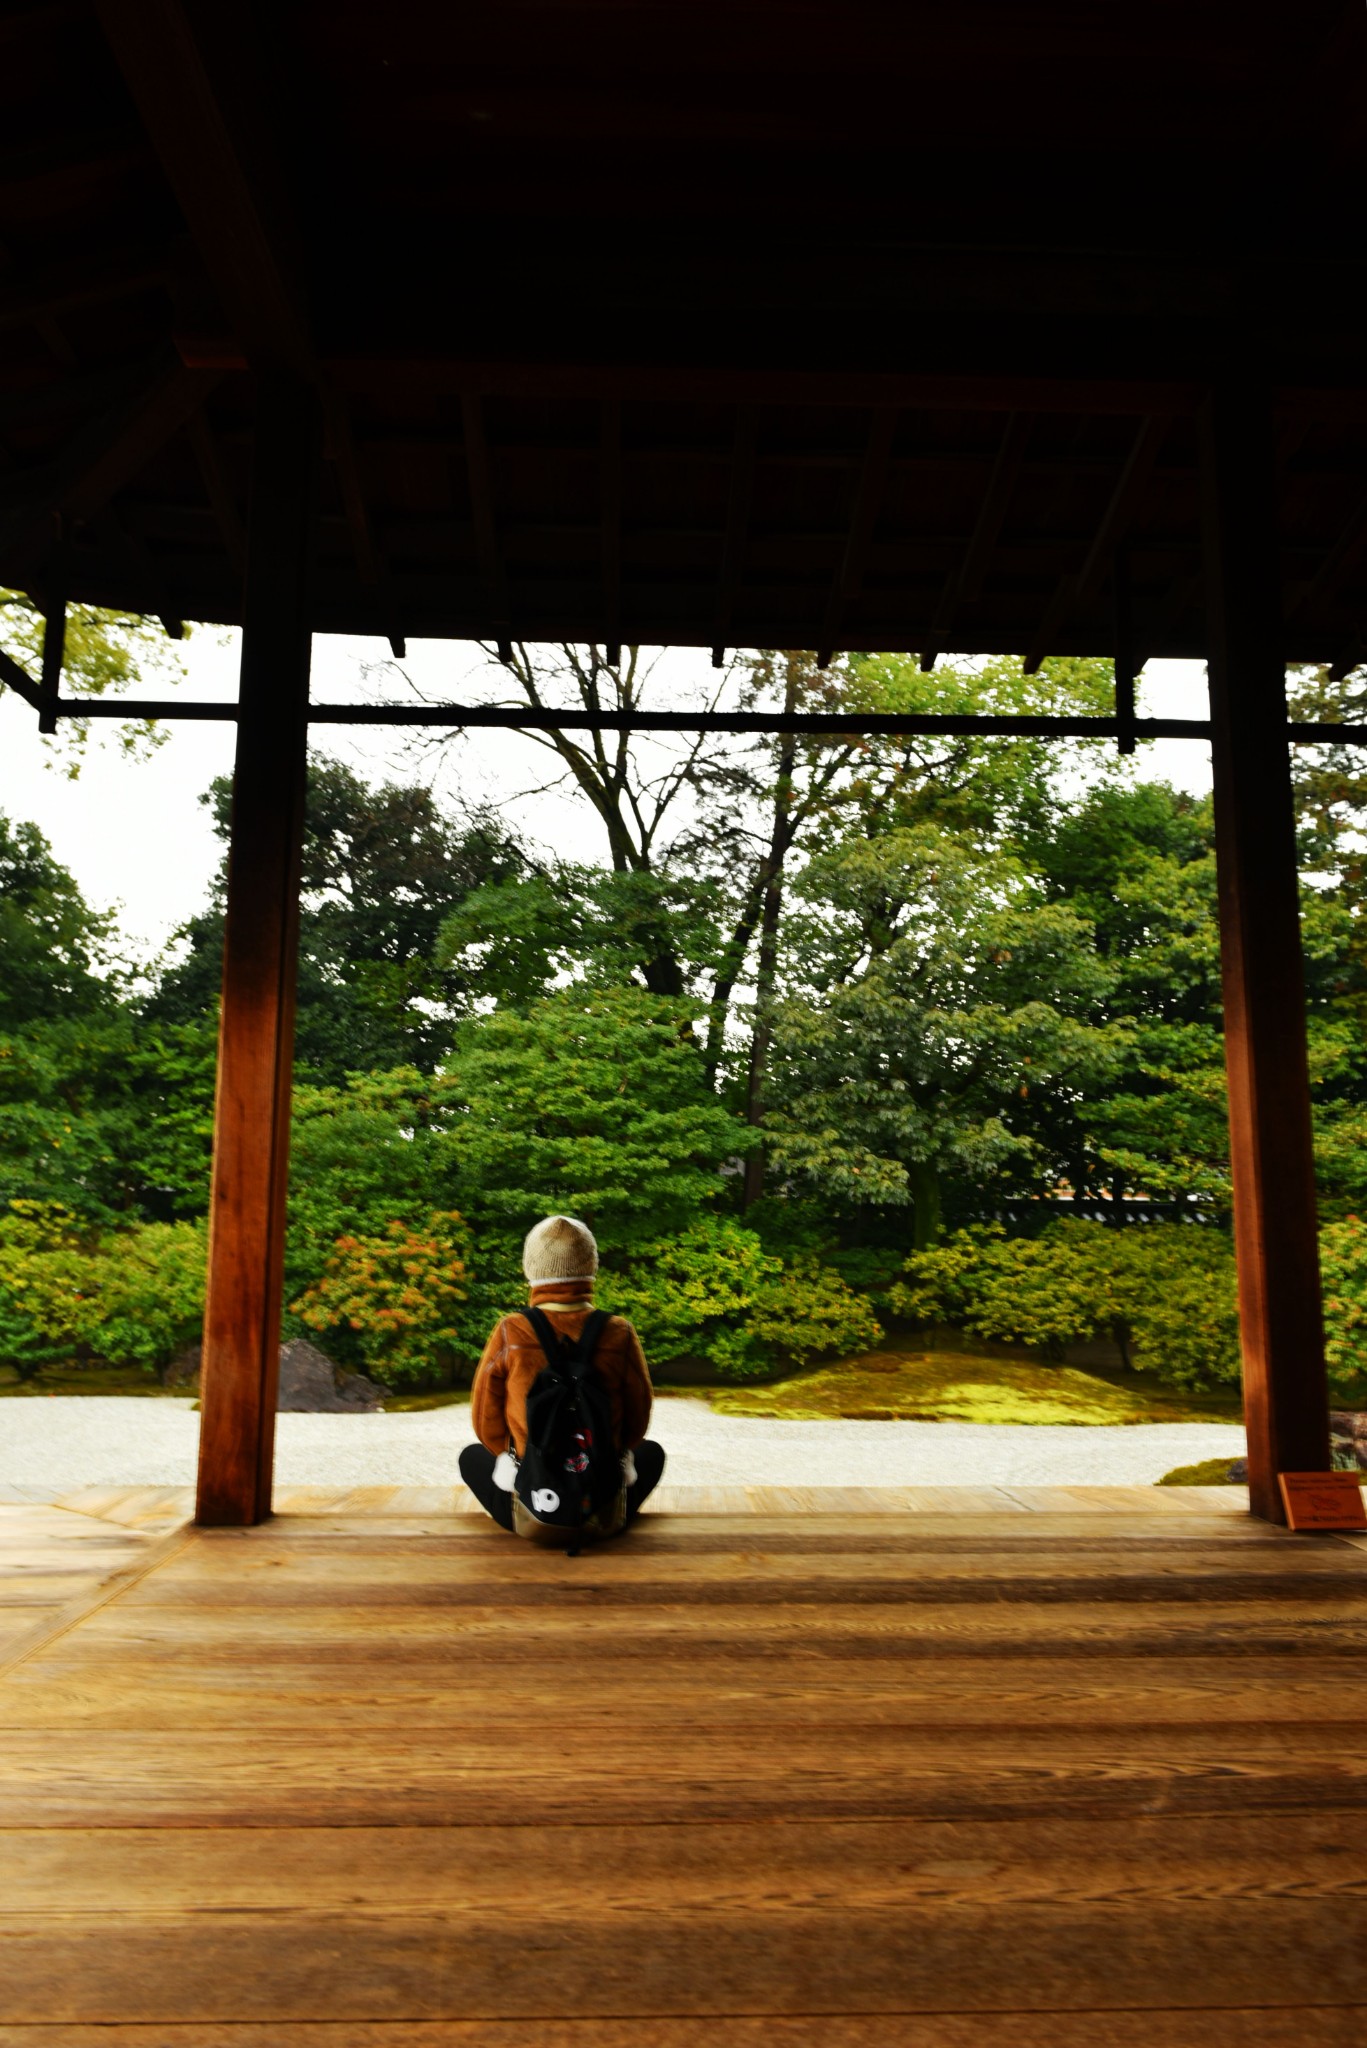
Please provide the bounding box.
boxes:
[470,1283,653,1458]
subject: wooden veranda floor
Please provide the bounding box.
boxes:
[2,1487,1366,2044]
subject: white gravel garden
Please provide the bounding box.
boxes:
[0,1393,1246,1496]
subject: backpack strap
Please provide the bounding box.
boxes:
[570,1309,610,1372]
[523,1304,609,1376]
[523,1305,563,1371]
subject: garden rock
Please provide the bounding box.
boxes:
[161,1340,384,1411]
[163,1344,202,1390]
[1330,1410,1367,1470]
[277,1340,384,1412]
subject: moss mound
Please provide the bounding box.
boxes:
[1158,1456,1244,1486]
[708,1349,1243,1426]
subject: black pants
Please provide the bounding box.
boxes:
[459,1440,665,1534]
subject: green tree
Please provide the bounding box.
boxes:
[1,589,186,772]
[1032,783,1228,1203]
[151,756,527,1080]
[0,813,218,1223]
[892,1220,1241,1389]
[430,986,749,1246]
[767,827,1126,1245]
[597,1216,881,1380]
[0,812,114,1028]
[281,990,752,1366]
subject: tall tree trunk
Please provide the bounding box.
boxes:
[741,671,800,1209]
[907,1160,943,1250]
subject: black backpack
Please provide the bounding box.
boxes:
[514,1306,620,1530]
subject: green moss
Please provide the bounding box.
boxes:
[382,1390,467,1412]
[1158,1457,1244,1486]
[0,1361,178,1397]
[708,1349,1244,1426]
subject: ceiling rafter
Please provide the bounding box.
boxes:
[0,352,217,569]
[0,245,169,337]
[920,410,1033,670]
[184,410,245,584]
[460,394,511,658]
[94,0,312,375]
[1022,413,1169,674]
[1286,481,1367,626]
[601,400,622,664]
[816,406,897,668]
[710,406,758,666]
[94,0,387,600]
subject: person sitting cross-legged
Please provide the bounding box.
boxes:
[458,1214,665,1540]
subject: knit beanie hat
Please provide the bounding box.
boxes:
[523,1214,598,1286]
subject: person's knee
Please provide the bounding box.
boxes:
[459,1443,492,1484]
[634,1439,666,1487]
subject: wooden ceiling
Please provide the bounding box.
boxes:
[3,1,1367,665]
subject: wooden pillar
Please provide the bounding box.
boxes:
[1201,382,1330,1523]
[196,374,317,1526]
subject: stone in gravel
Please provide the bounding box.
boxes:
[163,1340,384,1411]
[163,1344,202,1389]
[277,1340,384,1413]
[1330,1410,1367,1470]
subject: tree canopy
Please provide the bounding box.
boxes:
[5,645,1367,1392]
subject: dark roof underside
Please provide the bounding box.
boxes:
[3,0,1367,664]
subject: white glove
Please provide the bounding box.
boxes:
[621,1449,638,1487]
[493,1450,517,1493]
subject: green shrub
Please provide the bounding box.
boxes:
[0,1201,206,1377]
[1319,1214,1367,1388]
[597,1217,881,1381]
[891,1219,1241,1389]
[291,1210,472,1386]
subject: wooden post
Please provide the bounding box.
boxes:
[38,575,67,736]
[1201,382,1330,1523]
[196,373,317,1527]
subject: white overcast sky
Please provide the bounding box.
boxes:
[0,639,1215,960]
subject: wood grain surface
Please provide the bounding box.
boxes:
[1,1501,1363,2038]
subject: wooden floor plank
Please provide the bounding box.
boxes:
[7,1813,1367,1911]
[2,1502,1364,2038]
[2,1723,1363,1829]
[3,1896,1365,2023]
[7,1657,1366,1728]
[1,2017,1361,2048]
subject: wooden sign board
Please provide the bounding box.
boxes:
[1278,1472,1367,1532]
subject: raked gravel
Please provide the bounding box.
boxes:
[0,1395,1245,1496]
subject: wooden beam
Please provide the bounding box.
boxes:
[1136,567,1203,668]
[37,583,65,736]
[185,408,246,584]
[1023,415,1168,673]
[0,354,217,571]
[94,0,312,374]
[921,411,1033,669]
[335,359,1202,416]
[196,372,318,1529]
[1287,480,1367,625]
[0,244,169,336]
[460,395,510,642]
[816,407,896,667]
[601,400,622,665]
[0,643,42,713]
[1201,382,1330,1525]
[323,389,408,648]
[324,392,381,588]
[711,405,757,665]
[1113,545,1137,757]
